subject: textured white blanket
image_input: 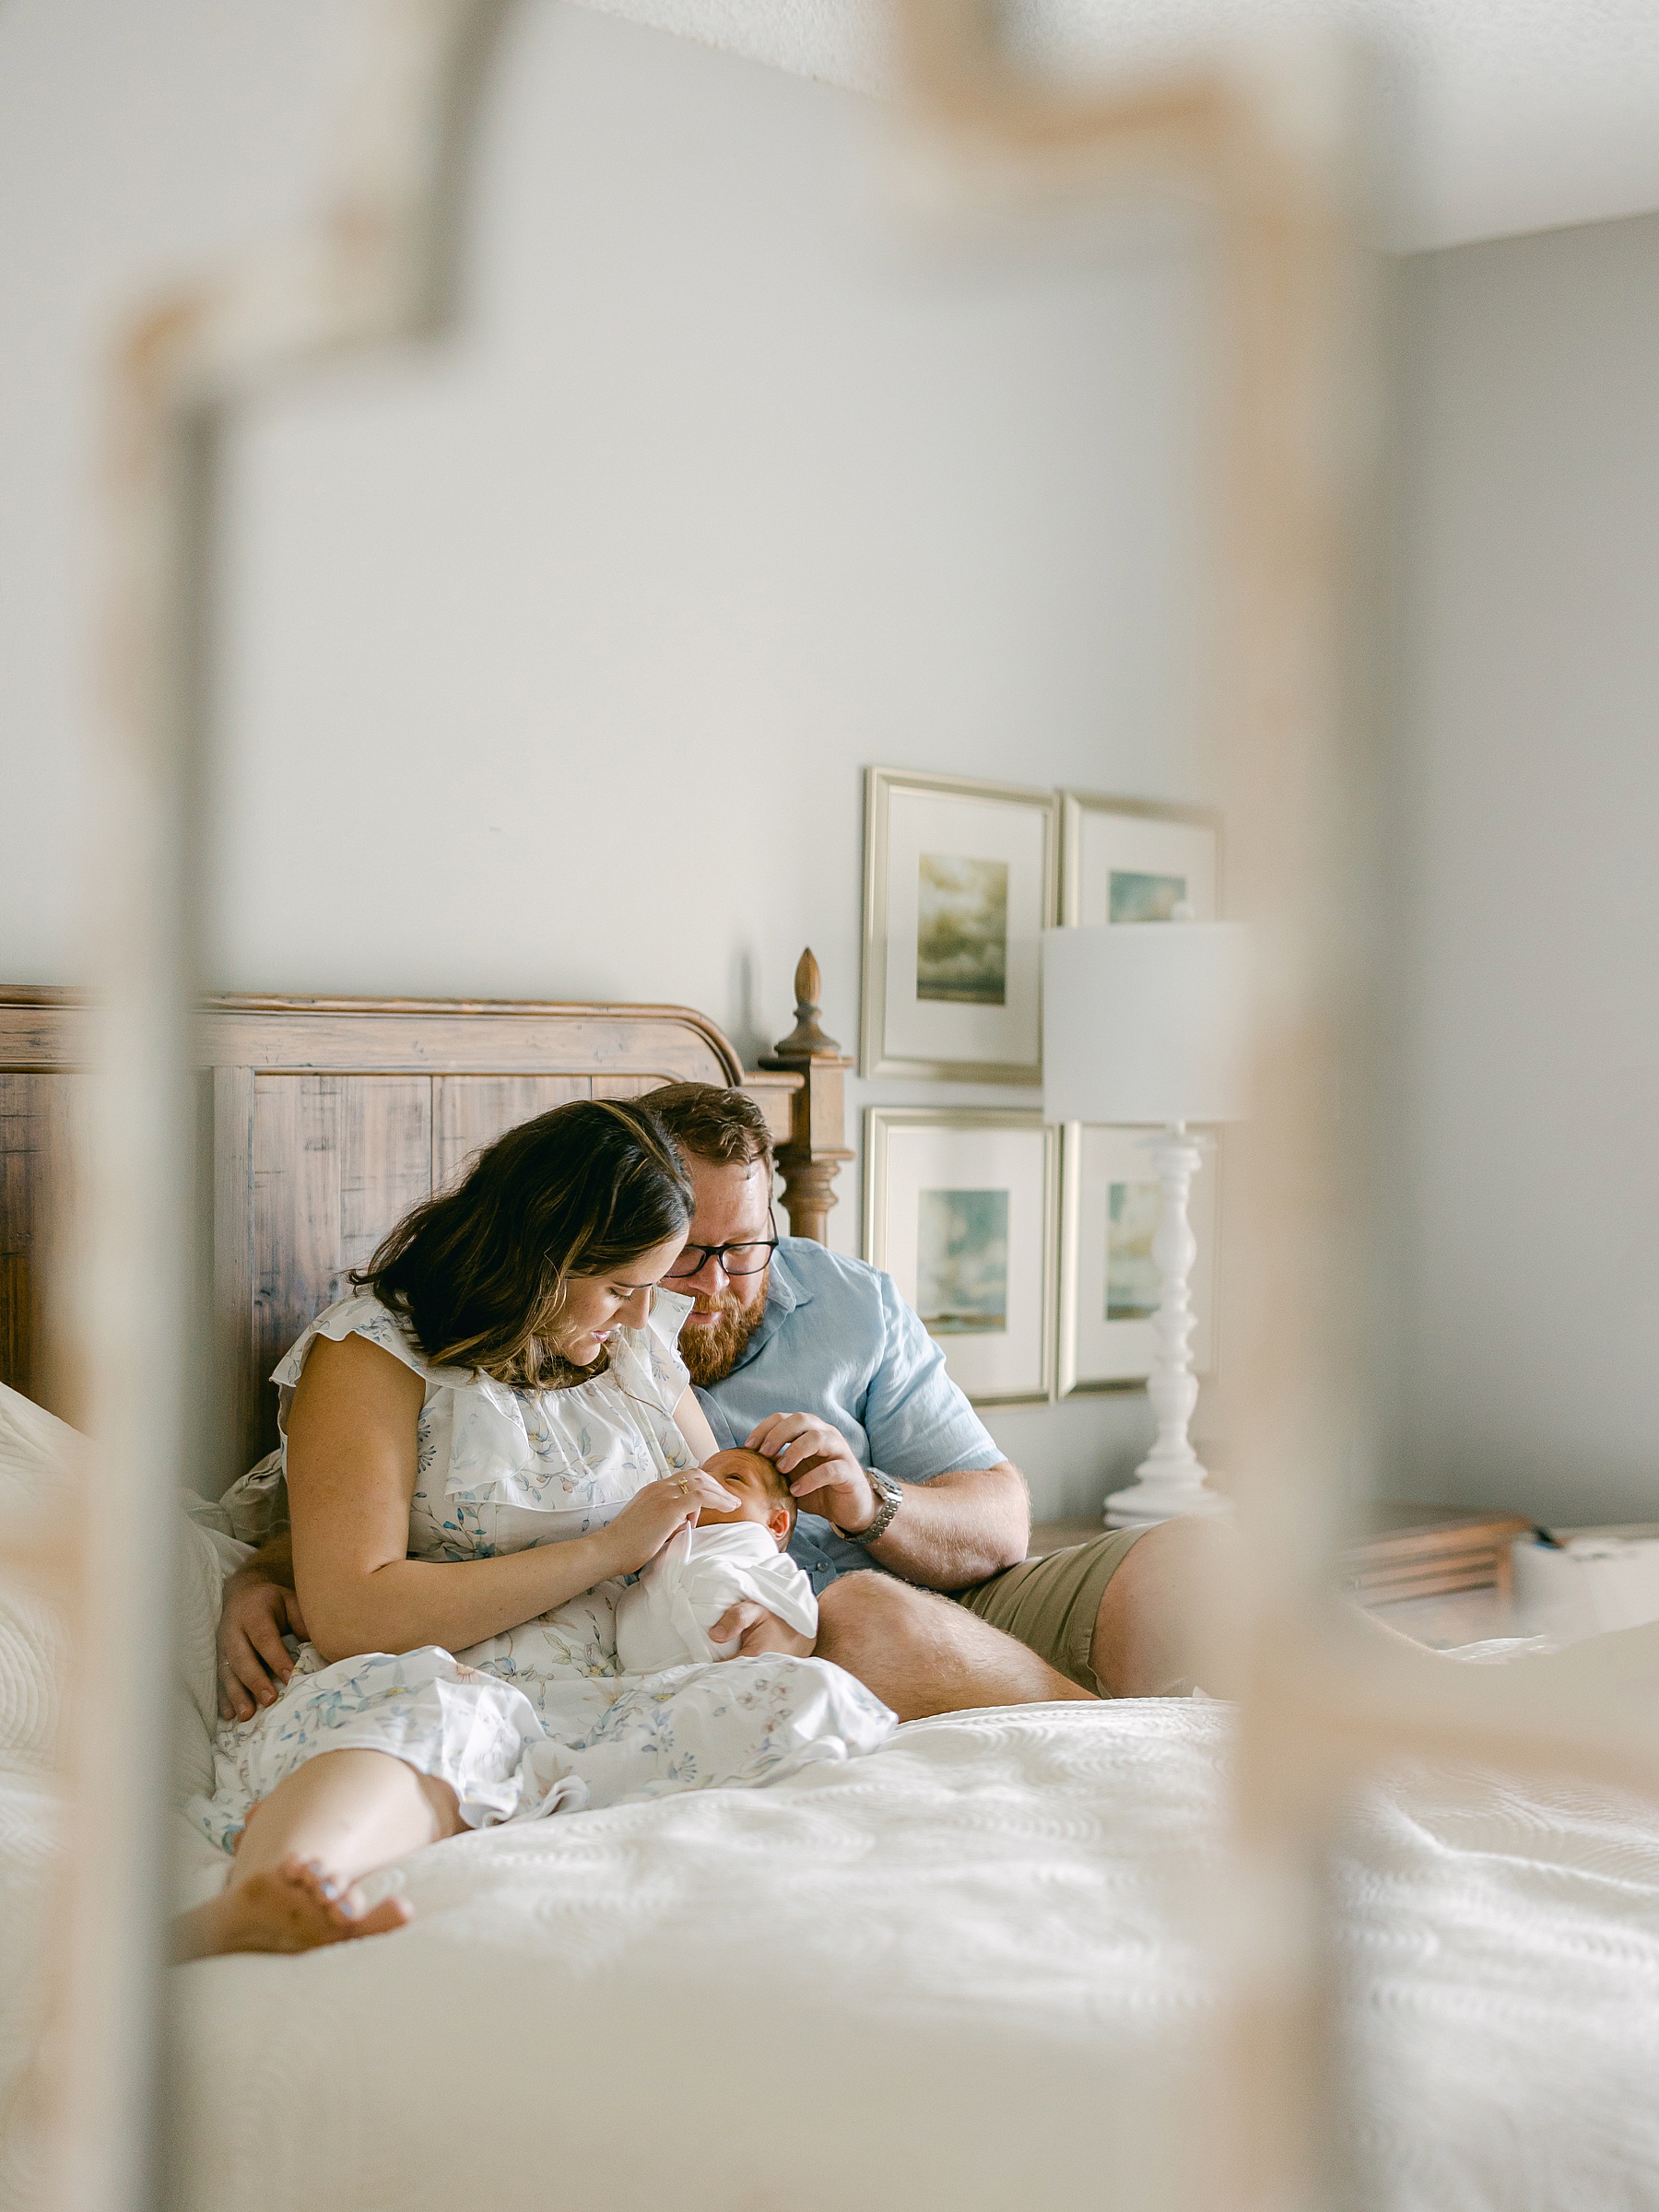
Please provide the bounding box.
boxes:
[4,1372,1657,2212]
[161,1703,1659,2212]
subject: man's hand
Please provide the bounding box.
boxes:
[708,1598,815,1660]
[744,1412,878,1536]
[217,1571,309,1721]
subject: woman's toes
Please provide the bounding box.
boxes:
[299,1862,411,1942]
[227,1858,358,1954]
[348,1895,413,1939]
[193,1856,415,1958]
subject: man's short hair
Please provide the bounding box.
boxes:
[640,1082,774,1174]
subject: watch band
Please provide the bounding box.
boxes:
[852,1466,903,1547]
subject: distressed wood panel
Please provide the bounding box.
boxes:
[211,1066,256,1494]
[198,1005,738,1080]
[2,989,835,1480]
[431,1076,592,1194]
[737,1072,797,1147]
[248,1074,432,1465]
[0,1068,85,1421]
[0,990,87,1071]
[341,1077,433,1279]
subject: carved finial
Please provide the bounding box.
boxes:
[771,947,841,1059]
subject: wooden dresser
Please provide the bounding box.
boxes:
[1338,1504,1535,1606]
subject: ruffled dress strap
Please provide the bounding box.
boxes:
[218,1285,700,1551]
[442,1288,695,1512]
[214,1289,451,1540]
[606,1287,692,1414]
[270,1289,440,1411]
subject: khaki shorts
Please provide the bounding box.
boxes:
[952,1527,1149,1695]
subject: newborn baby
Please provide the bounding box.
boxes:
[613,1446,818,1675]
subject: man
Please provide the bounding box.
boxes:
[217,1084,1218,1723]
[628,1084,1218,1719]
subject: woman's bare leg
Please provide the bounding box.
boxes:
[172,1748,465,1961]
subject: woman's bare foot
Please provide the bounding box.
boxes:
[172,1855,412,1962]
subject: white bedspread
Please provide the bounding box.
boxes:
[159,1702,1659,2212]
[3,1375,1655,2212]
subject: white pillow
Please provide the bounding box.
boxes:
[0,1384,79,1779]
[0,1382,236,1801]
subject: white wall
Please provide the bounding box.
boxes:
[9,2,1658,1532]
[1,0,1224,1516]
[1393,212,1659,1527]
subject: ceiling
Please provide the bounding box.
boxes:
[585,0,1659,252]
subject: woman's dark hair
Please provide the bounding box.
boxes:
[353,1099,692,1388]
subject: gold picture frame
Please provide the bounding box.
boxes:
[861,766,1059,1084]
[864,1105,1057,1407]
[1054,1121,1220,1398]
[1058,791,1223,927]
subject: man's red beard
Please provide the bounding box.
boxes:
[677,1277,767,1385]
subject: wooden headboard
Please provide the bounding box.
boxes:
[0,965,850,1486]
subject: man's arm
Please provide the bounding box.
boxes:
[861,1460,1030,1589]
[239,1530,296,1589]
[217,1531,304,1720]
[743,1412,1029,1591]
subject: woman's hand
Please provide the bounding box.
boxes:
[594,1470,738,1578]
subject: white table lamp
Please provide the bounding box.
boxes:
[1042,917,1250,1527]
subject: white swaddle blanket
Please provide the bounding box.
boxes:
[615,1522,818,1673]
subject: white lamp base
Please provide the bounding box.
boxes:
[1101,1124,1230,1531]
[1104,1466,1229,1528]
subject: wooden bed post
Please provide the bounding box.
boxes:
[759,949,854,1244]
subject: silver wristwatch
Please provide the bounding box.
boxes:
[851,1466,903,1547]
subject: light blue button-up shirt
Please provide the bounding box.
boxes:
[695,1238,1004,1592]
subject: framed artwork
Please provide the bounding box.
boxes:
[1059,792,1221,927]
[1055,1123,1219,1396]
[865,1108,1057,1406]
[861,767,1059,1084]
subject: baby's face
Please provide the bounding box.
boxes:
[696,1449,791,1548]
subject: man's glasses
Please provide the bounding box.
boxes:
[664,1215,780,1281]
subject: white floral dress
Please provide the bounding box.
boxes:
[188,1290,894,1852]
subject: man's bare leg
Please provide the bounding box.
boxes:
[1088,1516,1238,1699]
[816,1572,1094,1722]
[1088,1517,1452,1700]
[172,1748,463,1962]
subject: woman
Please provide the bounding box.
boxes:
[175,1100,893,1961]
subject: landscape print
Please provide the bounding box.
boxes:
[1109,868,1187,924]
[916,853,1008,1004]
[1105,1180,1161,1320]
[918,1187,1009,1335]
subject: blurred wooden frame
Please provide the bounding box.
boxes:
[889,10,1659,2212]
[25,4,1656,2212]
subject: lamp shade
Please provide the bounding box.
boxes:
[1041,922,1251,1125]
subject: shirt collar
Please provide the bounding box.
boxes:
[730,1239,812,1373]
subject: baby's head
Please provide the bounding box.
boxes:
[696,1447,796,1550]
